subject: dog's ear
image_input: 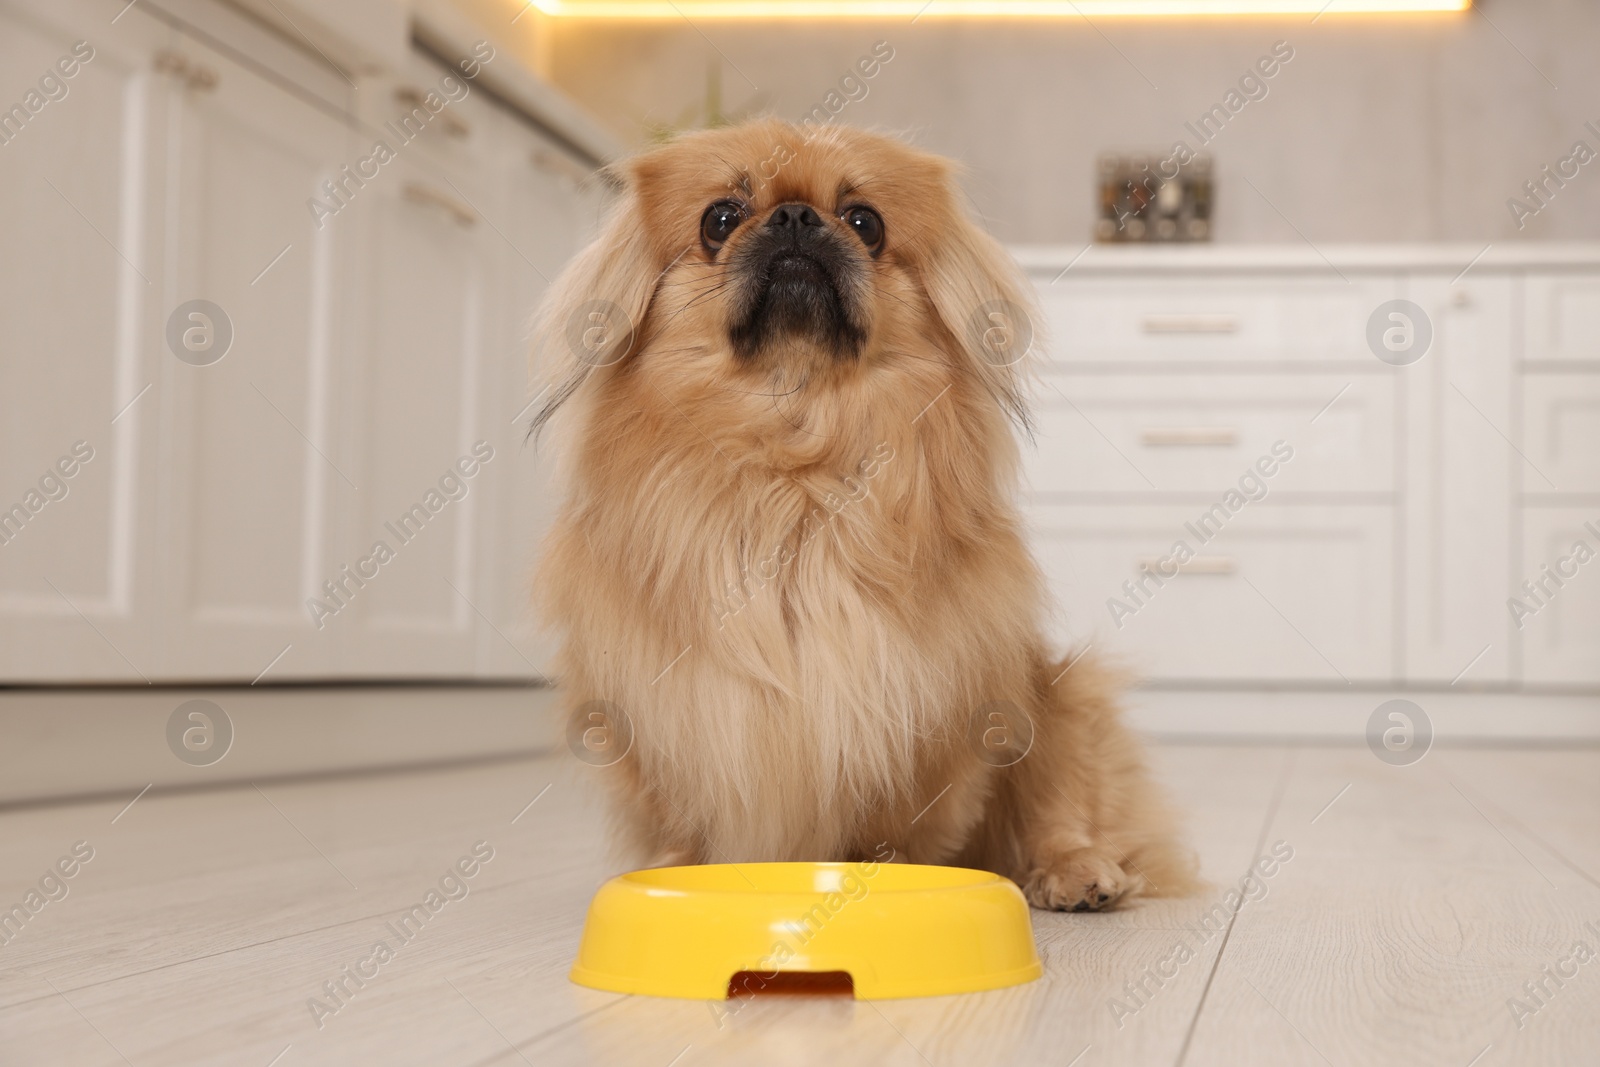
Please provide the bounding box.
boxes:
[526,171,660,443]
[917,188,1038,436]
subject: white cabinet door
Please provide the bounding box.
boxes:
[480,117,609,678]
[324,59,506,677]
[1525,274,1600,364]
[1518,508,1600,685]
[152,26,353,681]
[1400,274,1514,684]
[0,2,167,681]
[1522,374,1600,493]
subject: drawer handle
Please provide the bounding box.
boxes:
[1139,555,1236,576]
[154,50,188,78]
[1140,427,1239,447]
[1141,314,1240,334]
[395,88,470,138]
[531,148,592,184]
[153,50,219,92]
[402,182,477,227]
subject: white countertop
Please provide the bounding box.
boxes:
[1009,242,1600,274]
[412,0,625,165]
[214,0,626,166]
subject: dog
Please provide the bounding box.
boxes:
[529,119,1195,911]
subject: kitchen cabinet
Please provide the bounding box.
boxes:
[0,0,606,681]
[1018,245,1600,691]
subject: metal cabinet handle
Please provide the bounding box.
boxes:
[530,148,600,190]
[1141,314,1240,334]
[1140,427,1239,447]
[153,50,218,92]
[1139,555,1236,576]
[395,88,469,138]
[402,182,477,227]
[153,49,187,77]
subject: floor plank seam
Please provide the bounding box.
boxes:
[0,748,558,815]
[1448,766,1600,895]
[463,993,633,1067]
[1171,744,1299,1067]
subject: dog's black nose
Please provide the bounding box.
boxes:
[766,203,824,238]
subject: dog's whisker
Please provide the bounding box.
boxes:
[728,381,806,399]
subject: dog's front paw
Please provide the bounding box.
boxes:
[1022,847,1131,912]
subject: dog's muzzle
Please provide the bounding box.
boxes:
[728,203,866,361]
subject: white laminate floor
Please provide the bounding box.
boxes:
[3,731,1598,1066]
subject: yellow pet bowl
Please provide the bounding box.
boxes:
[570,862,1041,1000]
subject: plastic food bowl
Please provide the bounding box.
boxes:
[569,861,1042,1000]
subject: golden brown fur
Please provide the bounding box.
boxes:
[531,119,1195,910]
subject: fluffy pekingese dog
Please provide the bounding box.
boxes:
[530,120,1194,911]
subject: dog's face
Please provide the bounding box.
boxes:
[630,122,946,380]
[530,120,1032,444]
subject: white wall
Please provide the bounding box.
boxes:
[541,1,1600,246]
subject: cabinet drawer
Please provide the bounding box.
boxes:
[1526,274,1600,363]
[1036,276,1399,365]
[1026,374,1393,494]
[1522,375,1600,493]
[1029,503,1394,682]
[1518,508,1600,685]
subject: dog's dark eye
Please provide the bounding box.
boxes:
[701,200,746,254]
[842,206,884,254]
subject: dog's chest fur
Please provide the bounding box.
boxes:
[556,433,1033,862]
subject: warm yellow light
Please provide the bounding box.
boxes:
[528,0,1470,17]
